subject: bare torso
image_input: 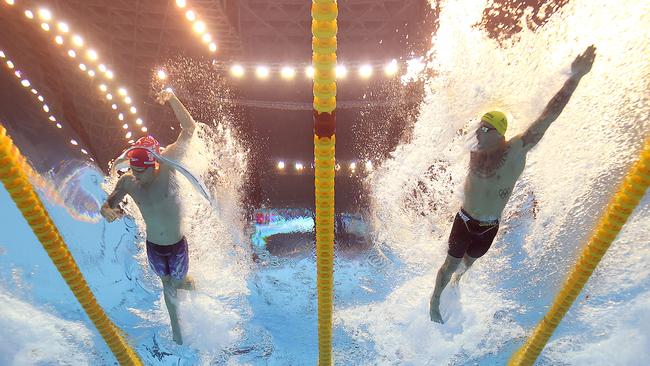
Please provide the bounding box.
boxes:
[123,166,184,245]
[463,137,526,221]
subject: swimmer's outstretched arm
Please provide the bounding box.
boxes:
[520,45,597,152]
[157,89,196,160]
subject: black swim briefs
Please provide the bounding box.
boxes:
[447,208,499,259]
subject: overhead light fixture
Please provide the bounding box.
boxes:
[193,21,206,34]
[86,49,98,61]
[72,35,84,47]
[38,8,52,21]
[230,64,245,78]
[280,66,296,80]
[57,22,69,33]
[255,66,269,79]
[384,59,399,76]
[306,66,315,79]
[359,64,373,79]
[335,65,347,79]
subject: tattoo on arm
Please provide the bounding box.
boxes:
[522,75,581,149]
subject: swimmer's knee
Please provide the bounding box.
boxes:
[161,275,172,285]
[442,255,462,272]
[463,254,478,267]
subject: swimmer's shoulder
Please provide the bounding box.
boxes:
[507,135,527,158]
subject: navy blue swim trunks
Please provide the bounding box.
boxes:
[146,237,189,280]
[447,208,499,259]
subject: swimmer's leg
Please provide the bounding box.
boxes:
[162,275,183,345]
[430,254,462,323]
[450,254,478,286]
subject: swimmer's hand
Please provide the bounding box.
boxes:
[100,202,124,222]
[156,88,175,105]
[571,45,596,77]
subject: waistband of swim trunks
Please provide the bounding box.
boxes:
[146,236,186,248]
[459,208,499,227]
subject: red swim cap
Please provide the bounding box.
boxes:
[127,135,160,168]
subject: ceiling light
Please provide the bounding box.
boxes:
[230,64,244,78]
[306,66,315,79]
[277,161,285,169]
[72,35,83,47]
[193,21,206,34]
[208,42,217,52]
[157,70,167,80]
[255,66,269,79]
[24,10,34,19]
[201,33,211,43]
[40,23,50,31]
[384,60,399,76]
[57,22,69,33]
[86,49,98,61]
[175,0,186,8]
[185,10,196,22]
[280,66,296,80]
[55,35,63,45]
[335,65,347,78]
[38,8,52,21]
[359,64,373,79]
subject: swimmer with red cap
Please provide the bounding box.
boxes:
[429,45,597,323]
[101,88,196,344]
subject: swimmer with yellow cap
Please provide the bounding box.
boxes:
[430,45,597,324]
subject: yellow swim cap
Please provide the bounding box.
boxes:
[481,111,508,136]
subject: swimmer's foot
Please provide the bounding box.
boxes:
[172,329,183,345]
[429,296,444,323]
